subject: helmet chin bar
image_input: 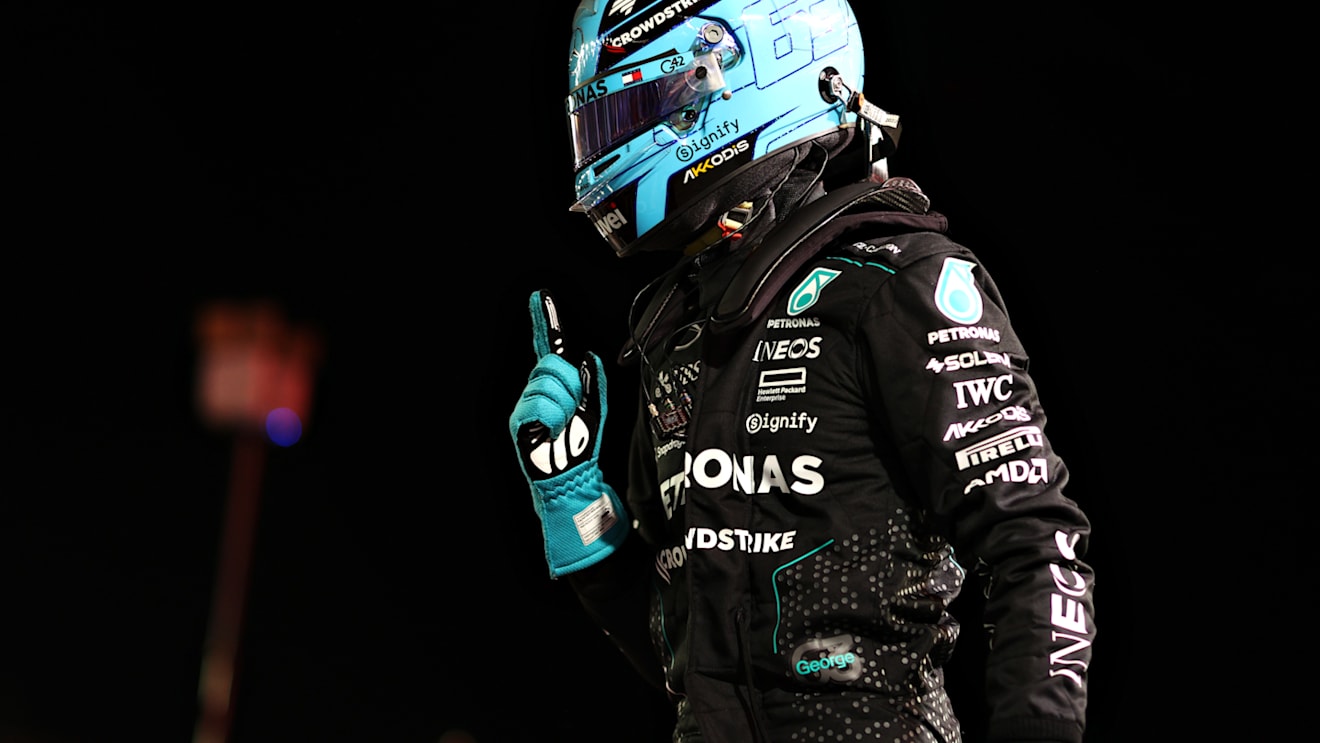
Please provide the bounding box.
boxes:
[569,138,659,214]
[569,174,617,214]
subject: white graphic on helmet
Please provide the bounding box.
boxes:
[607,0,637,17]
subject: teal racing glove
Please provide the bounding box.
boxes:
[509,289,628,578]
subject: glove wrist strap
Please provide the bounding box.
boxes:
[530,460,629,577]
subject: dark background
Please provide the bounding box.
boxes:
[5,3,1299,742]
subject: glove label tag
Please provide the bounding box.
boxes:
[573,491,621,546]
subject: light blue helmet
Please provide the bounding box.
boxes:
[567,0,899,257]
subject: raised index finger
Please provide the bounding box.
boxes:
[529,289,567,360]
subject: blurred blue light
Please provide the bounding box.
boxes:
[265,407,303,447]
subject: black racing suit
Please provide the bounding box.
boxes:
[568,180,1095,743]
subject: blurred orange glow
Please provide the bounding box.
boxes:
[194,300,323,435]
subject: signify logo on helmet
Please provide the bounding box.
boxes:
[669,119,767,206]
[674,119,740,163]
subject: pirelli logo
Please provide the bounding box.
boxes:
[954,425,1043,470]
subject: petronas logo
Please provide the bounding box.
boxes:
[788,268,841,316]
[934,257,983,325]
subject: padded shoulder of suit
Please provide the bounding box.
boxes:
[708,182,950,334]
[823,228,972,274]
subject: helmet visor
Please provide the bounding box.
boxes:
[568,53,726,172]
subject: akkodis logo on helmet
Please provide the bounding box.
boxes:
[934,257,984,325]
[787,268,842,316]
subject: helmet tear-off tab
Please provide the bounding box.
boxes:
[819,69,901,161]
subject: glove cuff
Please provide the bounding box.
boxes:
[529,461,629,578]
